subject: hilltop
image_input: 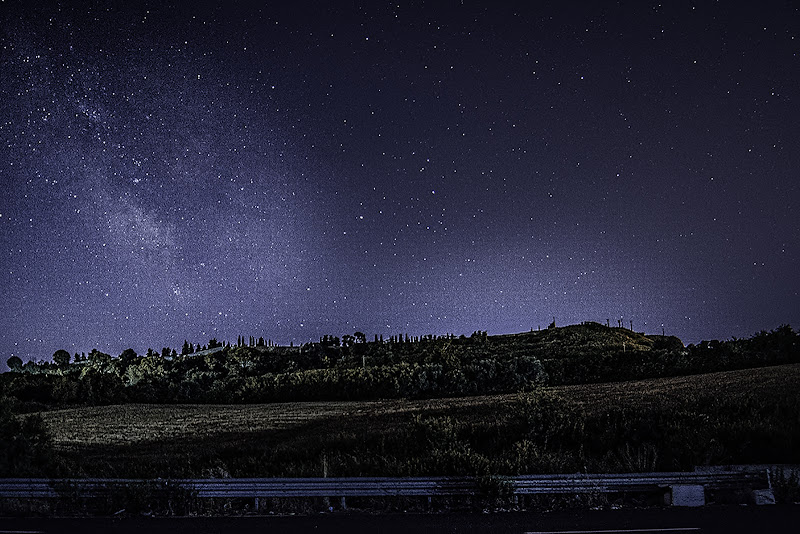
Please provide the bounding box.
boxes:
[490,321,684,357]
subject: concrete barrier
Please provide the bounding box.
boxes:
[671,484,705,506]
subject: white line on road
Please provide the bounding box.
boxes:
[524,529,701,534]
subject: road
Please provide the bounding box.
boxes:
[1,506,798,534]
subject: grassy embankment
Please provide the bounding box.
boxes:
[33,363,800,478]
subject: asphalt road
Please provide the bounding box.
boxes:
[2,506,798,534]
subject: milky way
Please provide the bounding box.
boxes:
[2,1,798,365]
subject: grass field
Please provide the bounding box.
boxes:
[555,361,800,412]
[30,363,800,478]
[38,400,388,450]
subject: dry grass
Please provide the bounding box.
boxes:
[36,363,800,452]
[39,401,388,450]
[555,362,800,413]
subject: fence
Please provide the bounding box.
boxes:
[0,467,776,508]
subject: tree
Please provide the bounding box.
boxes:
[87,349,111,371]
[342,334,354,349]
[0,402,52,476]
[52,349,71,367]
[6,356,23,371]
[119,348,137,363]
[181,340,191,356]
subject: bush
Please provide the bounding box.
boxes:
[0,399,55,476]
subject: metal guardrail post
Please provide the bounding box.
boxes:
[752,467,776,505]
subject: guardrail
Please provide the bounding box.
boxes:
[0,467,775,508]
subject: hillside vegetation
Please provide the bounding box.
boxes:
[1,323,797,407]
[25,363,800,478]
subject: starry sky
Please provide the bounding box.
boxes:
[1,1,798,366]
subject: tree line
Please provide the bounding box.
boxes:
[1,324,798,407]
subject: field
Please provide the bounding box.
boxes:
[32,363,800,478]
[38,401,387,450]
[40,363,800,448]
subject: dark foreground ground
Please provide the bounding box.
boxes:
[2,506,799,534]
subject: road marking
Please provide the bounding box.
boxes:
[524,529,701,534]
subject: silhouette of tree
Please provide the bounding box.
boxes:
[119,349,137,363]
[52,349,71,367]
[6,356,23,371]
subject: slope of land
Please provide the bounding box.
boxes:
[491,321,683,356]
[3,323,796,407]
[40,363,800,449]
[32,363,800,478]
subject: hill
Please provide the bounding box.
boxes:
[28,363,800,478]
[490,321,684,358]
[1,323,797,406]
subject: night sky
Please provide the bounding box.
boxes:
[2,1,798,366]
